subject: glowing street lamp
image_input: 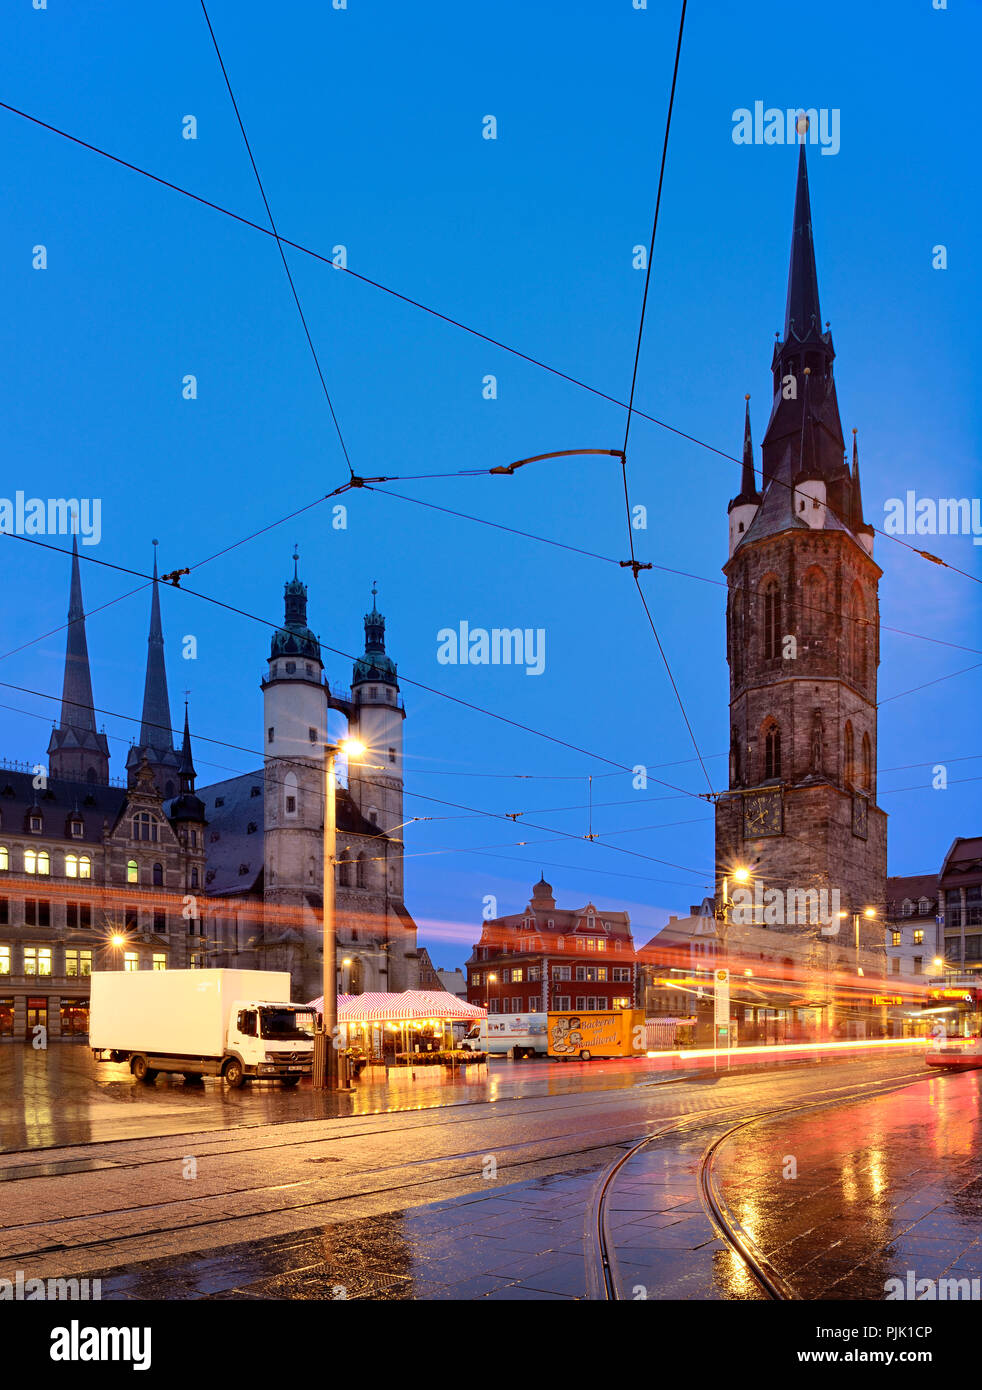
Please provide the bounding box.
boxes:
[314,736,365,1090]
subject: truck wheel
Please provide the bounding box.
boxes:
[222,1058,246,1089]
[131,1055,158,1084]
[578,1050,592,1061]
[281,1076,301,1088]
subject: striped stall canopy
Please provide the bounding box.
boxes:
[307,990,486,1022]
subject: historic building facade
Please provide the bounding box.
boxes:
[715,142,887,957]
[465,877,638,1015]
[0,541,418,1039]
[198,567,419,1004]
[0,542,207,1040]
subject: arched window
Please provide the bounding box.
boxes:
[849,585,867,684]
[190,867,199,888]
[152,863,163,886]
[133,812,158,842]
[762,578,781,660]
[356,852,367,889]
[37,851,50,875]
[338,850,352,888]
[24,848,37,874]
[66,853,78,878]
[79,855,91,880]
[764,723,782,780]
[126,859,138,884]
[802,566,827,640]
[861,732,871,791]
[844,721,854,785]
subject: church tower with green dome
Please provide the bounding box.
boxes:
[260,552,329,979]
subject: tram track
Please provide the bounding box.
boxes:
[593,1067,936,1300]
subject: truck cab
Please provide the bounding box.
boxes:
[226,1002,316,1083]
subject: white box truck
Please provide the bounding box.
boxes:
[89,969,315,1088]
[462,1012,548,1059]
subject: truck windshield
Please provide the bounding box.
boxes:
[260,1008,316,1041]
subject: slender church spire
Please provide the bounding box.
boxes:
[126,541,181,796]
[784,139,823,343]
[48,525,110,784]
[139,542,173,750]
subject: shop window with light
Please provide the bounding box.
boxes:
[0,846,7,871]
[24,947,52,977]
[123,952,139,973]
[913,930,924,945]
[65,854,78,878]
[37,851,50,875]
[511,967,523,982]
[613,996,630,1010]
[65,949,92,978]
[0,947,9,975]
[152,954,167,971]
[24,848,37,874]
[891,931,901,947]
[79,855,91,879]
[126,860,138,884]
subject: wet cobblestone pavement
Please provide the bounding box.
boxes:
[713,1069,982,1298]
[4,1051,977,1300]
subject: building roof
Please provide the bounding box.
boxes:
[941,837,982,879]
[0,769,126,844]
[885,873,939,919]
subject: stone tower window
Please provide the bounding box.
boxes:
[152,863,163,886]
[849,585,867,684]
[861,732,871,790]
[764,724,782,779]
[338,850,352,887]
[284,772,298,818]
[844,722,854,785]
[762,578,781,660]
[357,852,368,888]
[802,566,827,641]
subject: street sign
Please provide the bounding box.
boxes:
[714,967,730,1028]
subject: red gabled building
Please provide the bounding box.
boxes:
[464,877,637,1014]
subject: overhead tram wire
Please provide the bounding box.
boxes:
[363,484,982,664]
[0,532,708,802]
[2,98,979,586]
[198,1,353,479]
[613,0,716,798]
[0,673,713,885]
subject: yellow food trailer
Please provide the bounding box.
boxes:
[547,1009,646,1060]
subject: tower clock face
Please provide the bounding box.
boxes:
[743,788,783,837]
[852,794,868,840]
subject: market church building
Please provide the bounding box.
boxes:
[0,543,417,1040]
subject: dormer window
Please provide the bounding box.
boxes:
[29,814,42,833]
[286,662,296,674]
[133,812,158,842]
[247,822,257,834]
[901,899,913,917]
[70,819,84,838]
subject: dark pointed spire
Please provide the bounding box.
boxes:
[139,542,173,749]
[59,530,97,734]
[851,428,865,529]
[179,702,196,791]
[784,137,822,343]
[48,524,110,783]
[728,396,762,512]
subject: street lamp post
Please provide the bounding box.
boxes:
[313,737,364,1091]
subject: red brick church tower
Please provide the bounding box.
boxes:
[714,139,887,947]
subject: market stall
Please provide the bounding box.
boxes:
[308,990,488,1074]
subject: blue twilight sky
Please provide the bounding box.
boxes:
[1,1,979,970]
